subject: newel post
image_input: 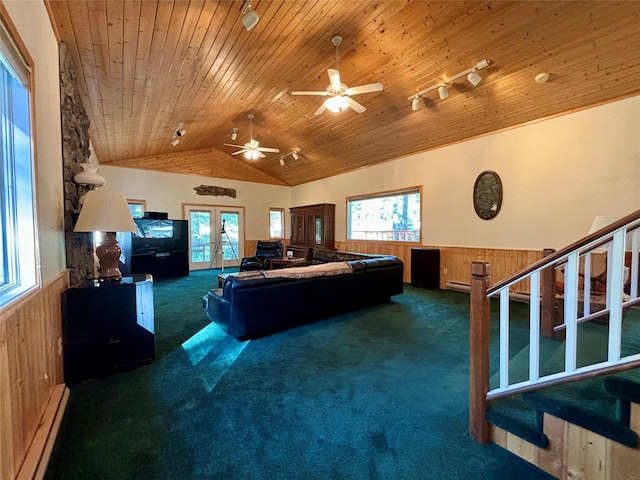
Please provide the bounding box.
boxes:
[541,248,557,338]
[469,261,491,443]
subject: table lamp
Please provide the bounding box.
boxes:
[73,190,137,280]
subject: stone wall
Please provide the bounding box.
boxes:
[60,41,95,284]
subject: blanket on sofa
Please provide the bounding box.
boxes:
[261,261,352,279]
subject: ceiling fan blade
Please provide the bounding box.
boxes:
[291,90,330,96]
[224,143,246,148]
[345,82,384,96]
[314,103,327,116]
[345,96,367,113]
[231,149,248,156]
[257,151,266,159]
[328,69,341,90]
[257,147,280,153]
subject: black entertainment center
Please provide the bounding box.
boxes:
[119,213,189,278]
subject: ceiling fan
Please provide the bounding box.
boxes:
[224,113,280,160]
[291,35,383,116]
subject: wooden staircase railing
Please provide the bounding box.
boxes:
[469,209,640,443]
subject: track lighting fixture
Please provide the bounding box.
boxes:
[171,136,179,147]
[175,121,186,137]
[227,127,239,141]
[280,148,301,165]
[240,0,259,31]
[407,59,490,110]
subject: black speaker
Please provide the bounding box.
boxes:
[411,248,440,289]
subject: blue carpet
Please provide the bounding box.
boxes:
[45,270,553,479]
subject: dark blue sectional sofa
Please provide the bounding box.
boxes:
[203,249,404,339]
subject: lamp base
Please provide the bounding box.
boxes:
[96,232,123,280]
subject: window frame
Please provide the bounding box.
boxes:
[269,207,285,239]
[0,9,38,310]
[127,198,146,218]
[346,186,422,243]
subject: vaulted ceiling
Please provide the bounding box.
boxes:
[48,1,640,186]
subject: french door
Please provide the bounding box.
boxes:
[184,205,244,270]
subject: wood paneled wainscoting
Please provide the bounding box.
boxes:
[0,271,70,480]
[337,242,544,293]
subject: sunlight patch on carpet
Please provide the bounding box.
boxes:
[181,323,250,392]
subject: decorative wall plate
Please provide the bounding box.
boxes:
[473,170,502,220]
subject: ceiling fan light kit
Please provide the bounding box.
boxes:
[291,34,384,116]
[408,59,491,109]
[224,113,279,160]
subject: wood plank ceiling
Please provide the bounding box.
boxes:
[48,1,640,186]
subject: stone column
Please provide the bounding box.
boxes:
[60,41,95,284]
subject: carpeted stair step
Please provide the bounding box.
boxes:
[522,377,638,447]
[486,338,563,448]
[486,395,548,448]
[603,368,640,403]
[489,336,564,390]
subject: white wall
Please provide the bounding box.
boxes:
[292,95,640,250]
[4,0,66,282]
[100,97,640,252]
[97,166,292,240]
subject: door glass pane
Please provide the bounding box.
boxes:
[315,216,322,244]
[190,211,211,262]
[221,212,239,262]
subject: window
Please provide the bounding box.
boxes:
[269,208,284,238]
[347,187,421,242]
[0,18,36,308]
[127,199,146,218]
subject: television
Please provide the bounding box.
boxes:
[135,219,174,239]
[130,218,188,255]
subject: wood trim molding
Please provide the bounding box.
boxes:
[16,385,69,480]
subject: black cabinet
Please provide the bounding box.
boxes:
[130,251,189,278]
[62,275,155,384]
[118,219,189,278]
[411,248,440,289]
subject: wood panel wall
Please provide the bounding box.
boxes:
[243,239,543,291]
[492,404,640,479]
[0,271,69,480]
[337,241,544,291]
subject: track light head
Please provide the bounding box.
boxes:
[467,71,482,86]
[292,151,299,161]
[438,85,449,100]
[411,97,421,111]
[279,158,285,166]
[176,128,186,137]
[171,137,179,147]
[240,1,259,31]
[229,127,238,141]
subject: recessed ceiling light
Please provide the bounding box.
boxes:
[535,72,550,84]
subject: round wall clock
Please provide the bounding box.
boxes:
[473,170,502,220]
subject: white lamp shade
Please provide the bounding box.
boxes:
[438,85,449,100]
[588,216,621,234]
[74,190,137,233]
